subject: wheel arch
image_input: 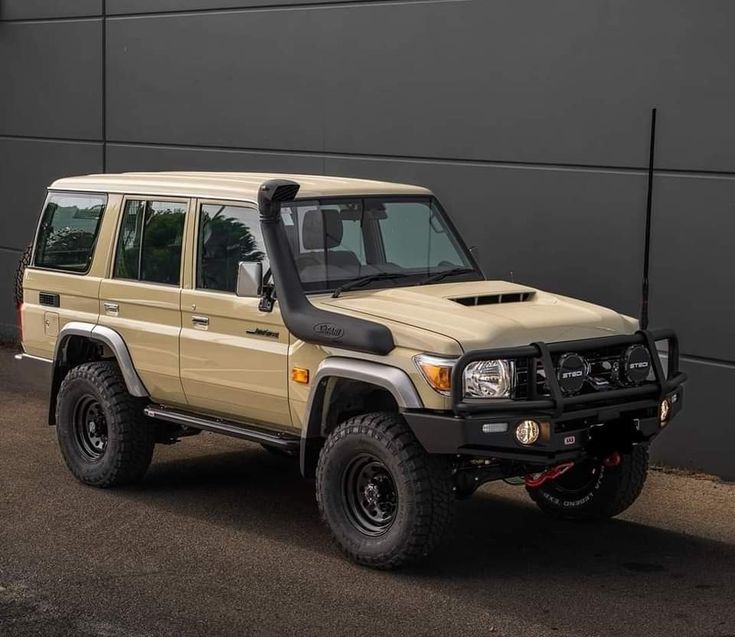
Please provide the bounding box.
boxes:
[299,357,423,477]
[49,322,148,425]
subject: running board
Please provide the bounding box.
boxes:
[144,405,300,451]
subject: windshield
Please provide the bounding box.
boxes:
[279,197,478,293]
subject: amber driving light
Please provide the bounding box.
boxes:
[414,354,455,395]
[659,398,671,424]
[515,420,540,445]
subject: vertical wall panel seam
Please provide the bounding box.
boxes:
[102,0,107,172]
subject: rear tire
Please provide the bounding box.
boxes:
[316,412,454,569]
[56,361,154,488]
[14,243,32,307]
[527,446,649,520]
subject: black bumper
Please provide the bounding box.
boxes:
[403,329,686,467]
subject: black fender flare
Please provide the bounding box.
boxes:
[298,357,423,477]
[49,322,148,425]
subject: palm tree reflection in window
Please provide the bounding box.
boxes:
[199,205,265,293]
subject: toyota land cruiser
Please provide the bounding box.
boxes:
[14,172,686,569]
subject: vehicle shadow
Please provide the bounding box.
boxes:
[120,440,735,636]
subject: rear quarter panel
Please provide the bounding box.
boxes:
[21,193,122,359]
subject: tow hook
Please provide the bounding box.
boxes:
[524,462,575,488]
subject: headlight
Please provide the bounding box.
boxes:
[414,354,456,395]
[463,359,515,398]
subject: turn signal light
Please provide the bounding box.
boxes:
[291,367,310,384]
[414,354,455,395]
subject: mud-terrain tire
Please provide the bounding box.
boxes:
[14,243,33,307]
[527,446,649,521]
[316,412,454,569]
[56,361,154,488]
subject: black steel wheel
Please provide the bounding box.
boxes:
[56,361,154,488]
[316,412,454,569]
[72,395,109,461]
[527,446,649,520]
[342,454,398,536]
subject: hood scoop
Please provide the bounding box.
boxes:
[451,291,534,307]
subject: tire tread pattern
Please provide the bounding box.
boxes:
[14,243,32,307]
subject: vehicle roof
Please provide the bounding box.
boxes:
[49,172,433,202]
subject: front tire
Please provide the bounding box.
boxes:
[56,361,154,488]
[316,412,454,569]
[527,446,649,520]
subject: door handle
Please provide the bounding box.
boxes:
[192,315,209,329]
[103,302,119,316]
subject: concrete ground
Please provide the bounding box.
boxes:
[1,352,733,637]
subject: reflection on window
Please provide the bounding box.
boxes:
[114,200,186,285]
[34,193,107,272]
[197,204,266,293]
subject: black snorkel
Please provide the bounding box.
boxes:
[257,179,395,355]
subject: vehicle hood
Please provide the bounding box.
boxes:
[316,280,636,352]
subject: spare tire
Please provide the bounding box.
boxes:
[14,243,33,307]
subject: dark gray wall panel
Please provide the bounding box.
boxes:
[649,174,735,361]
[0,138,103,252]
[107,143,323,174]
[0,0,100,20]
[0,21,102,140]
[322,0,735,173]
[651,357,735,481]
[326,156,646,316]
[106,11,325,151]
[107,0,350,14]
[106,0,735,172]
[0,248,21,341]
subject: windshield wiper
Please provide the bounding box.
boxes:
[332,272,411,298]
[417,267,477,286]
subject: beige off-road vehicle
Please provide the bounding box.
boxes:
[15,172,686,568]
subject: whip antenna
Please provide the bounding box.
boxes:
[640,107,657,330]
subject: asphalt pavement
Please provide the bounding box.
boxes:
[1,350,734,637]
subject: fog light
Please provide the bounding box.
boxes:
[515,420,540,445]
[659,398,672,425]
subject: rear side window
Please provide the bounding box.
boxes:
[113,199,187,285]
[34,192,107,273]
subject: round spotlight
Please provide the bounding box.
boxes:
[556,353,589,395]
[659,398,672,425]
[515,420,540,445]
[621,345,652,385]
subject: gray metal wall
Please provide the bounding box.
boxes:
[1,0,732,478]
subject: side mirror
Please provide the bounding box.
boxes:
[236,261,263,297]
